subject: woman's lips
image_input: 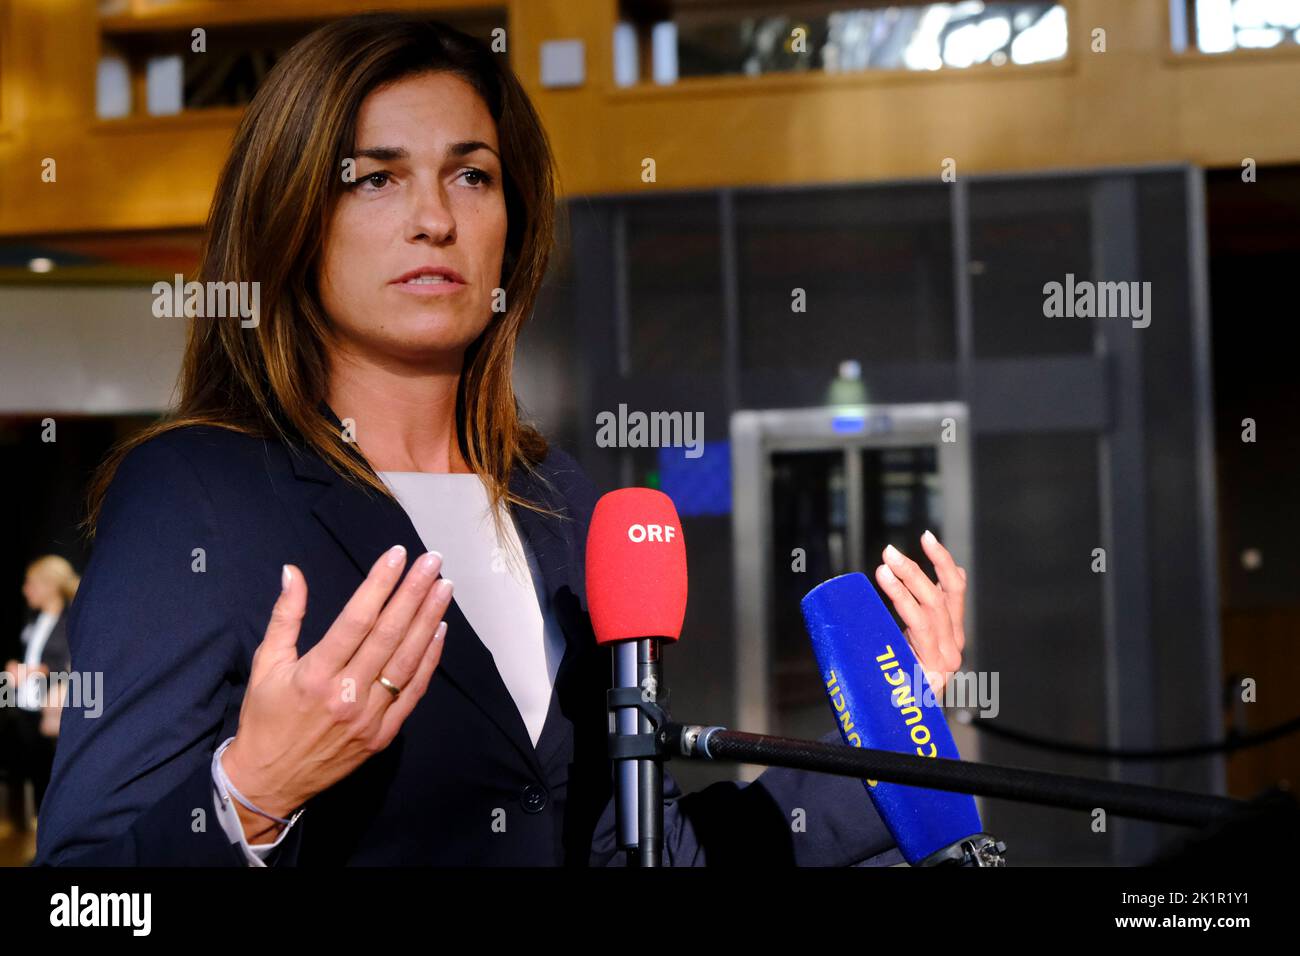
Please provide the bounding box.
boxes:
[391,278,467,296]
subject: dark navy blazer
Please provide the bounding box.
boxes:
[35,410,901,866]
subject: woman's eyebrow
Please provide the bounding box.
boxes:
[354,141,500,162]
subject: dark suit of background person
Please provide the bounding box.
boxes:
[1,610,70,829]
[35,405,902,866]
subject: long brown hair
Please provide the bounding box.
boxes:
[83,13,568,540]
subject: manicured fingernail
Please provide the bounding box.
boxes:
[884,544,903,565]
[435,621,448,641]
[922,529,937,545]
[436,578,454,599]
[386,544,407,567]
[879,564,898,584]
[418,551,442,574]
[281,565,292,592]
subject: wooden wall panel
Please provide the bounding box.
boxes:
[1,0,1299,236]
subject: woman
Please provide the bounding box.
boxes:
[35,14,966,867]
[2,555,77,833]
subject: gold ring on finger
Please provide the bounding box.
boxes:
[376,675,402,699]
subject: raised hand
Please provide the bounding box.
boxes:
[221,544,453,841]
[872,530,966,696]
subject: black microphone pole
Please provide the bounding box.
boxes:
[666,724,1246,828]
[637,638,663,866]
[611,638,666,866]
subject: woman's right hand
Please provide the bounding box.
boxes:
[221,544,452,840]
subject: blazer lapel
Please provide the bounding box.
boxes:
[505,463,593,770]
[288,404,557,780]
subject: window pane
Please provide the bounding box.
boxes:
[623,1,1069,81]
[1186,0,1300,53]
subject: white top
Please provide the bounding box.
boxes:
[376,470,565,748]
[18,610,58,711]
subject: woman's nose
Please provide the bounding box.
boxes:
[407,185,456,242]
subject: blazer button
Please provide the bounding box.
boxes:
[521,784,548,813]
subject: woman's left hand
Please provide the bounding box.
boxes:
[872,531,967,696]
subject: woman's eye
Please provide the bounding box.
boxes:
[361,172,391,190]
[462,168,494,187]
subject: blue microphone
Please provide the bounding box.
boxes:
[801,572,1003,866]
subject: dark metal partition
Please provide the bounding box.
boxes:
[544,165,1220,865]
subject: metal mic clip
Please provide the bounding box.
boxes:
[919,832,1009,867]
[606,686,672,759]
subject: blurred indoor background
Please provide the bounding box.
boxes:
[1,0,1298,866]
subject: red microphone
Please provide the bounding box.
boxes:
[586,487,688,644]
[585,488,687,865]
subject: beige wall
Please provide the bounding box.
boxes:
[0,285,186,412]
[0,282,568,420]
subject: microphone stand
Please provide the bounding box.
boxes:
[606,693,1268,863]
[665,724,1247,828]
[668,725,1300,864]
[609,639,667,866]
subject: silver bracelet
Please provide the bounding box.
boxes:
[213,737,303,828]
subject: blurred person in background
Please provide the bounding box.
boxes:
[1,555,77,835]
